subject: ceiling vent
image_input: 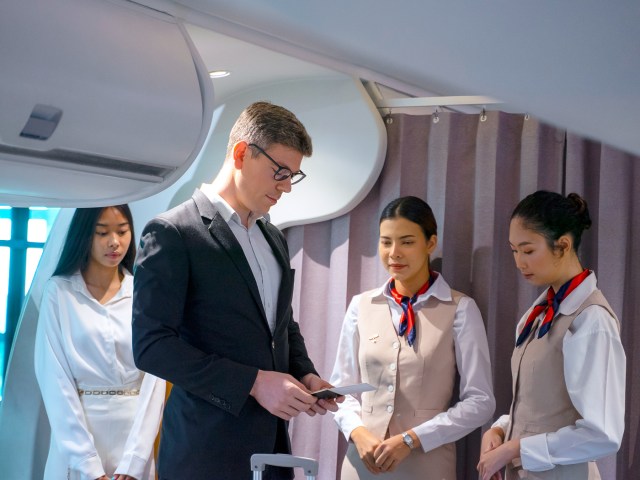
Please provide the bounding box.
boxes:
[0,0,213,207]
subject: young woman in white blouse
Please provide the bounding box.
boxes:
[477,191,626,480]
[34,206,165,480]
[331,196,495,479]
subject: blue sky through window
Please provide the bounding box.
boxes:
[0,206,59,401]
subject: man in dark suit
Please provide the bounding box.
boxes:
[132,102,338,480]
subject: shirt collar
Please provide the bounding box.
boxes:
[69,270,133,301]
[530,270,597,316]
[199,183,269,228]
[373,271,452,304]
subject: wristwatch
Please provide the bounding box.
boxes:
[401,431,414,449]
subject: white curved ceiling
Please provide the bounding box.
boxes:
[2,0,637,209]
[168,0,640,156]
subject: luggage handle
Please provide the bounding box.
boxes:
[251,453,318,479]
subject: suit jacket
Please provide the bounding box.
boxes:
[132,190,317,480]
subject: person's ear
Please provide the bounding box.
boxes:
[555,235,573,256]
[426,234,438,256]
[232,141,249,169]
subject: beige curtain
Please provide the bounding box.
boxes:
[286,112,638,480]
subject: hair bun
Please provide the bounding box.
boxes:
[567,193,592,231]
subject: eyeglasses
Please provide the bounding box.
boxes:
[248,143,307,185]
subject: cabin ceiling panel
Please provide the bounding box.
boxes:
[0,0,213,206]
[171,0,640,156]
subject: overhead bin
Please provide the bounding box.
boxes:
[0,0,213,207]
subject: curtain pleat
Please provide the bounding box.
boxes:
[286,112,638,480]
[565,137,640,480]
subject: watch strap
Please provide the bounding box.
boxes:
[401,431,414,449]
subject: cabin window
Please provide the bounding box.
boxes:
[0,206,59,400]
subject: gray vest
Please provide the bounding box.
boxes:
[340,289,462,480]
[506,290,618,480]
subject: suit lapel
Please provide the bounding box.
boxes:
[192,190,267,324]
[257,219,288,270]
[257,219,294,331]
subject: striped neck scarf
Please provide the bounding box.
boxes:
[389,271,437,346]
[516,269,591,347]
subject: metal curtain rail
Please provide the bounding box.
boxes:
[373,95,502,109]
[362,80,502,110]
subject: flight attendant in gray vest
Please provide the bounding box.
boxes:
[331,196,495,479]
[477,191,626,480]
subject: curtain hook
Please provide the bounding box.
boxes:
[433,106,440,124]
[385,108,393,124]
[480,107,487,122]
[524,112,530,120]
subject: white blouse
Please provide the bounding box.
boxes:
[330,274,495,453]
[34,272,165,479]
[492,273,626,472]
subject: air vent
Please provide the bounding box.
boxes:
[19,104,63,140]
[0,144,174,182]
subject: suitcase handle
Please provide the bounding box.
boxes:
[251,453,318,478]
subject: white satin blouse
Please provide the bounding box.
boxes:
[34,272,165,479]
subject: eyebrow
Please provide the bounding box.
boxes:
[278,159,301,173]
[254,144,301,172]
[380,234,416,239]
[509,240,533,247]
[96,222,130,227]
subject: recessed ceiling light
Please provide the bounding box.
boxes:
[209,70,231,79]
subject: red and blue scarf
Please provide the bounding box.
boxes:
[389,271,438,346]
[515,269,591,347]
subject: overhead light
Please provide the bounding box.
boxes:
[209,70,231,79]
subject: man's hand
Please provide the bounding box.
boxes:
[250,370,316,420]
[301,373,343,416]
[350,427,383,475]
[114,475,137,480]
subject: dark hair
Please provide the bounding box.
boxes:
[511,190,592,252]
[53,205,136,277]
[379,196,437,240]
[226,101,313,157]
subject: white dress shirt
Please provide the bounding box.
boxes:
[330,273,495,453]
[492,272,626,471]
[34,272,165,479]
